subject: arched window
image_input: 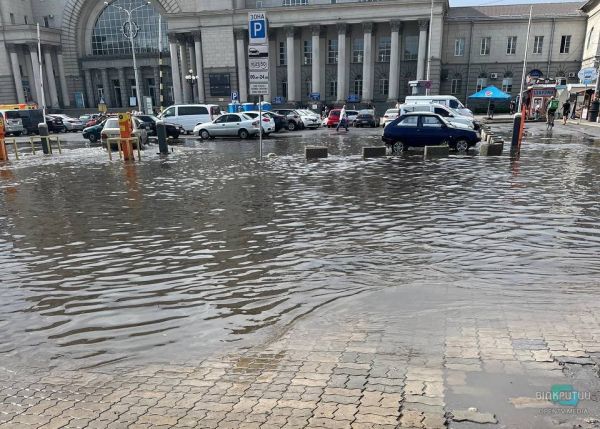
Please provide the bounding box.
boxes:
[92,0,168,56]
[588,27,595,49]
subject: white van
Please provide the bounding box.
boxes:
[399,103,477,129]
[404,95,473,118]
[159,104,221,133]
[0,110,25,136]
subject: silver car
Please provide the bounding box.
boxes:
[193,113,260,139]
[101,117,148,149]
[53,114,85,132]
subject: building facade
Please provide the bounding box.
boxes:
[0,0,593,112]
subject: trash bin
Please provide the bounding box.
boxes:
[588,100,599,122]
[228,103,239,113]
[260,102,272,111]
[242,103,256,112]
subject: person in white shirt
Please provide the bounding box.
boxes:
[336,105,348,131]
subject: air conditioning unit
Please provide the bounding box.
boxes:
[490,73,499,79]
[567,72,576,78]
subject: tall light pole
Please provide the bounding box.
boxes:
[426,0,434,95]
[185,69,199,103]
[104,1,150,113]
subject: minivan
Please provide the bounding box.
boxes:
[0,110,25,136]
[159,104,222,133]
[404,95,473,117]
[398,103,478,130]
[13,109,44,135]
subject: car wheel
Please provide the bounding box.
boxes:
[172,133,180,139]
[200,130,210,140]
[238,129,250,139]
[392,141,405,154]
[455,139,469,152]
[13,132,22,137]
[287,121,296,131]
[88,134,98,143]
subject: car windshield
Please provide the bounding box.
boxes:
[104,119,118,128]
[240,114,253,121]
[386,109,399,115]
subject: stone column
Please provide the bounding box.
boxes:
[168,34,183,105]
[417,20,429,81]
[100,68,112,107]
[118,67,128,107]
[179,37,191,104]
[362,22,374,103]
[286,26,296,103]
[43,48,60,109]
[388,21,402,102]
[84,69,95,108]
[235,29,248,103]
[8,47,26,103]
[193,31,205,103]
[311,25,321,101]
[28,44,43,106]
[56,50,70,107]
[336,23,347,103]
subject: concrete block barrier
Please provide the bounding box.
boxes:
[424,145,450,159]
[362,146,387,158]
[479,141,504,156]
[305,146,328,159]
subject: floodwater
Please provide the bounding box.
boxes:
[0,127,599,370]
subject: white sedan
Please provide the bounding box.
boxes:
[297,109,321,129]
[193,113,260,139]
[243,111,276,135]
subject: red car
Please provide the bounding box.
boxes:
[326,109,341,128]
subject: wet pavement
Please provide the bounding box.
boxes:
[1,123,600,428]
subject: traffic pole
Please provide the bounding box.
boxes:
[118,113,134,161]
[156,120,168,155]
[259,95,263,160]
[0,116,7,161]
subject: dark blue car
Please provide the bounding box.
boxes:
[382,112,479,154]
[82,119,107,143]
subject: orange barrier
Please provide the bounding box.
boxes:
[118,113,134,161]
[0,117,7,161]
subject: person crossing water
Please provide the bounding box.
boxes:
[336,105,349,132]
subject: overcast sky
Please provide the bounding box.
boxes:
[449,0,583,6]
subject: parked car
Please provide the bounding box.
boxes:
[381,113,479,154]
[346,110,359,124]
[82,119,107,143]
[85,115,106,127]
[79,114,100,123]
[358,109,381,127]
[326,109,341,128]
[262,111,287,132]
[297,109,321,129]
[382,108,400,128]
[244,111,276,135]
[193,113,260,139]
[273,109,303,131]
[13,109,44,135]
[398,103,478,130]
[0,111,25,136]
[404,95,474,118]
[135,115,184,139]
[160,104,222,133]
[53,114,85,132]
[45,115,66,133]
[353,113,378,128]
[101,117,148,149]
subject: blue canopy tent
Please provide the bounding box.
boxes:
[468,86,511,116]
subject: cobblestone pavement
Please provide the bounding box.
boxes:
[1,284,600,429]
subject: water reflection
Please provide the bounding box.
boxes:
[0,131,599,369]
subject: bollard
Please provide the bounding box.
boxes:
[511,113,522,150]
[480,141,504,156]
[362,147,387,158]
[156,120,168,155]
[424,145,449,159]
[38,122,51,155]
[0,116,6,161]
[305,146,328,160]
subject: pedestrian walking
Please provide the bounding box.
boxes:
[546,97,558,130]
[562,99,571,125]
[534,102,541,120]
[336,105,349,132]
[509,100,516,115]
[488,102,496,119]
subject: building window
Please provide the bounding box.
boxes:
[283,0,308,5]
[378,36,391,62]
[353,75,363,96]
[352,39,364,63]
[502,78,513,93]
[303,40,312,65]
[91,0,168,56]
[480,37,490,55]
[506,36,517,55]
[10,13,15,24]
[282,79,288,98]
[305,79,312,96]
[454,38,465,56]
[379,78,389,95]
[328,39,338,64]
[560,35,571,54]
[44,16,50,27]
[476,78,487,92]
[533,36,543,54]
[279,41,286,66]
[451,78,462,95]
[328,79,337,97]
[209,73,231,96]
[404,35,418,60]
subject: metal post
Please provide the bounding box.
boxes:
[511,113,522,150]
[38,122,50,155]
[259,95,263,160]
[517,6,533,113]
[37,23,46,122]
[426,0,433,95]
[158,14,163,112]
[156,120,168,154]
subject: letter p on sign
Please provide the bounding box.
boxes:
[248,12,267,44]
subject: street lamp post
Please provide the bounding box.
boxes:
[104,1,150,113]
[185,69,199,103]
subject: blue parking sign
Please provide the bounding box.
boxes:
[248,12,268,44]
[231,91,239,101]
